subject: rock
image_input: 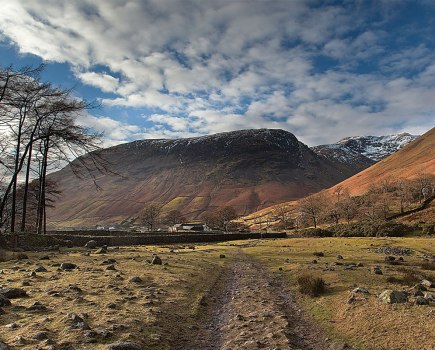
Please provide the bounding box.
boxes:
[67,312,90,330]
[421,279,434,288]
[410,289,424,297]
[0,342,10,350]
[102,258,117,265]
[219,254,226,258]
[0,295,11,307]
[0,288,27,299]
[5,323,20,330]
[39,255,50,260]
[415,296,429,305]
[312,259,318,264]
[423,292,435,302]
[60,263,77,270]
[379,290,408,304]
[106,341,142,350]
[352,287,369,294]
[106,264,117,271]
[15,336,26,345]
[372,266,383,275]
[385,256,396,262]
[34,266,48,272]
[21,280,31,287]
[329,342,352,350]
[85,240,97,249]
[29,271,37,278]
[398,257,404,262]
[151,256,162,265]
[27,301,48,312]
[129,277,142,283]
[337,255,344,260]
[96,246,108,254]
[33,331,49,340]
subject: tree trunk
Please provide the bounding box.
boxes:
[20,142,33,232]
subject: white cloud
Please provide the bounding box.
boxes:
[0,0,434,145]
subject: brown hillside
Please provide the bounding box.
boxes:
[47,129,364,229]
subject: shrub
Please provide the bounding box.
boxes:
[330,221,414,237]
[300,228,333,237]
[297,274,326,297]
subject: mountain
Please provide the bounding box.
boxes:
[326,128,434,196]
[242,128,434,225]
[335,133,419,161]
[311,144,375,173]
[46,129,365,229]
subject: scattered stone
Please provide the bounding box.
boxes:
[151,255,162,265]
[219,254,226,258]
[379,290,408,304]
[0,288,27,299]
[34,266,48,272]
[423,292,435,302]
[398,257,404,262]
[5,323,20,330]
[357,263,364,267]
[421,279,434,288]
[85,240,97,249]
[106,264,117,271]
[67,284,82,293]
[33,331,49,340]
[384,256,396,262]
[107,303,117,309]
[27,301,48,312]
[29,271,37,278]
[129,277,142,283]
[337,255,344,260]
[374,247,412,256]
[106,341,142,350]
[60,263,77,270]
[415,296,429,305]
[372,266,383,275]
[15,336,26,345]
[102,258,117,265]
[0,295,11,307]
[352,287,369,294]
[410,289,424,297]
[96,246,108,254]
[0,342,10,350]
[67,312,90,330]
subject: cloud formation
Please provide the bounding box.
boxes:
[0,0,434,145]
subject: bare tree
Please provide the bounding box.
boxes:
[297,193,325,228]
[215,206,238,232]
[163,209,185,226]
[138,204,162,232]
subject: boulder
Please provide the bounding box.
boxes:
[34,266,47,273]
[379,290,408,304]
[415,296,429,305]
[0,288,27,299]
[151,256,162,265]
[60,263,77,270]
[96,246,108,254]
[106,341,142,350]
[372,266,383,275]
[421,279,434,288]
[0,342,10,350]
[85,240,97,249]
[0,295,11,307]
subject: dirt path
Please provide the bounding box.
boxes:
[182,251,329,350]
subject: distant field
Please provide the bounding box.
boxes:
[0,237,434,349]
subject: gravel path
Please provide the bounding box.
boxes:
[182,251,328,350]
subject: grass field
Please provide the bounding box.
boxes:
[0,237,434,349]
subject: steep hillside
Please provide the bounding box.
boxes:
[46,129,363,229]
[243,127,434,224]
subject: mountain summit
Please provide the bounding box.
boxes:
[47,129,363,228]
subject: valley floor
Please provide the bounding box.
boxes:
[0,237,434,350]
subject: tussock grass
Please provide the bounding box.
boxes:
[297,274,326,297]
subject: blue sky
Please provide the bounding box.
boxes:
[0,0,434,146]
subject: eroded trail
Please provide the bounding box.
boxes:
[183,251,328,350]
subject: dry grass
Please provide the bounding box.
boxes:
[297,274,326,297]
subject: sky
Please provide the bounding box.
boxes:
[0,0,434,147]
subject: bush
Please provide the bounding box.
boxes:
[330,221,414,237]
[300,228,333,237]
[297,274,326,297]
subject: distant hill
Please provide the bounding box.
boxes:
[46,129,365,229]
